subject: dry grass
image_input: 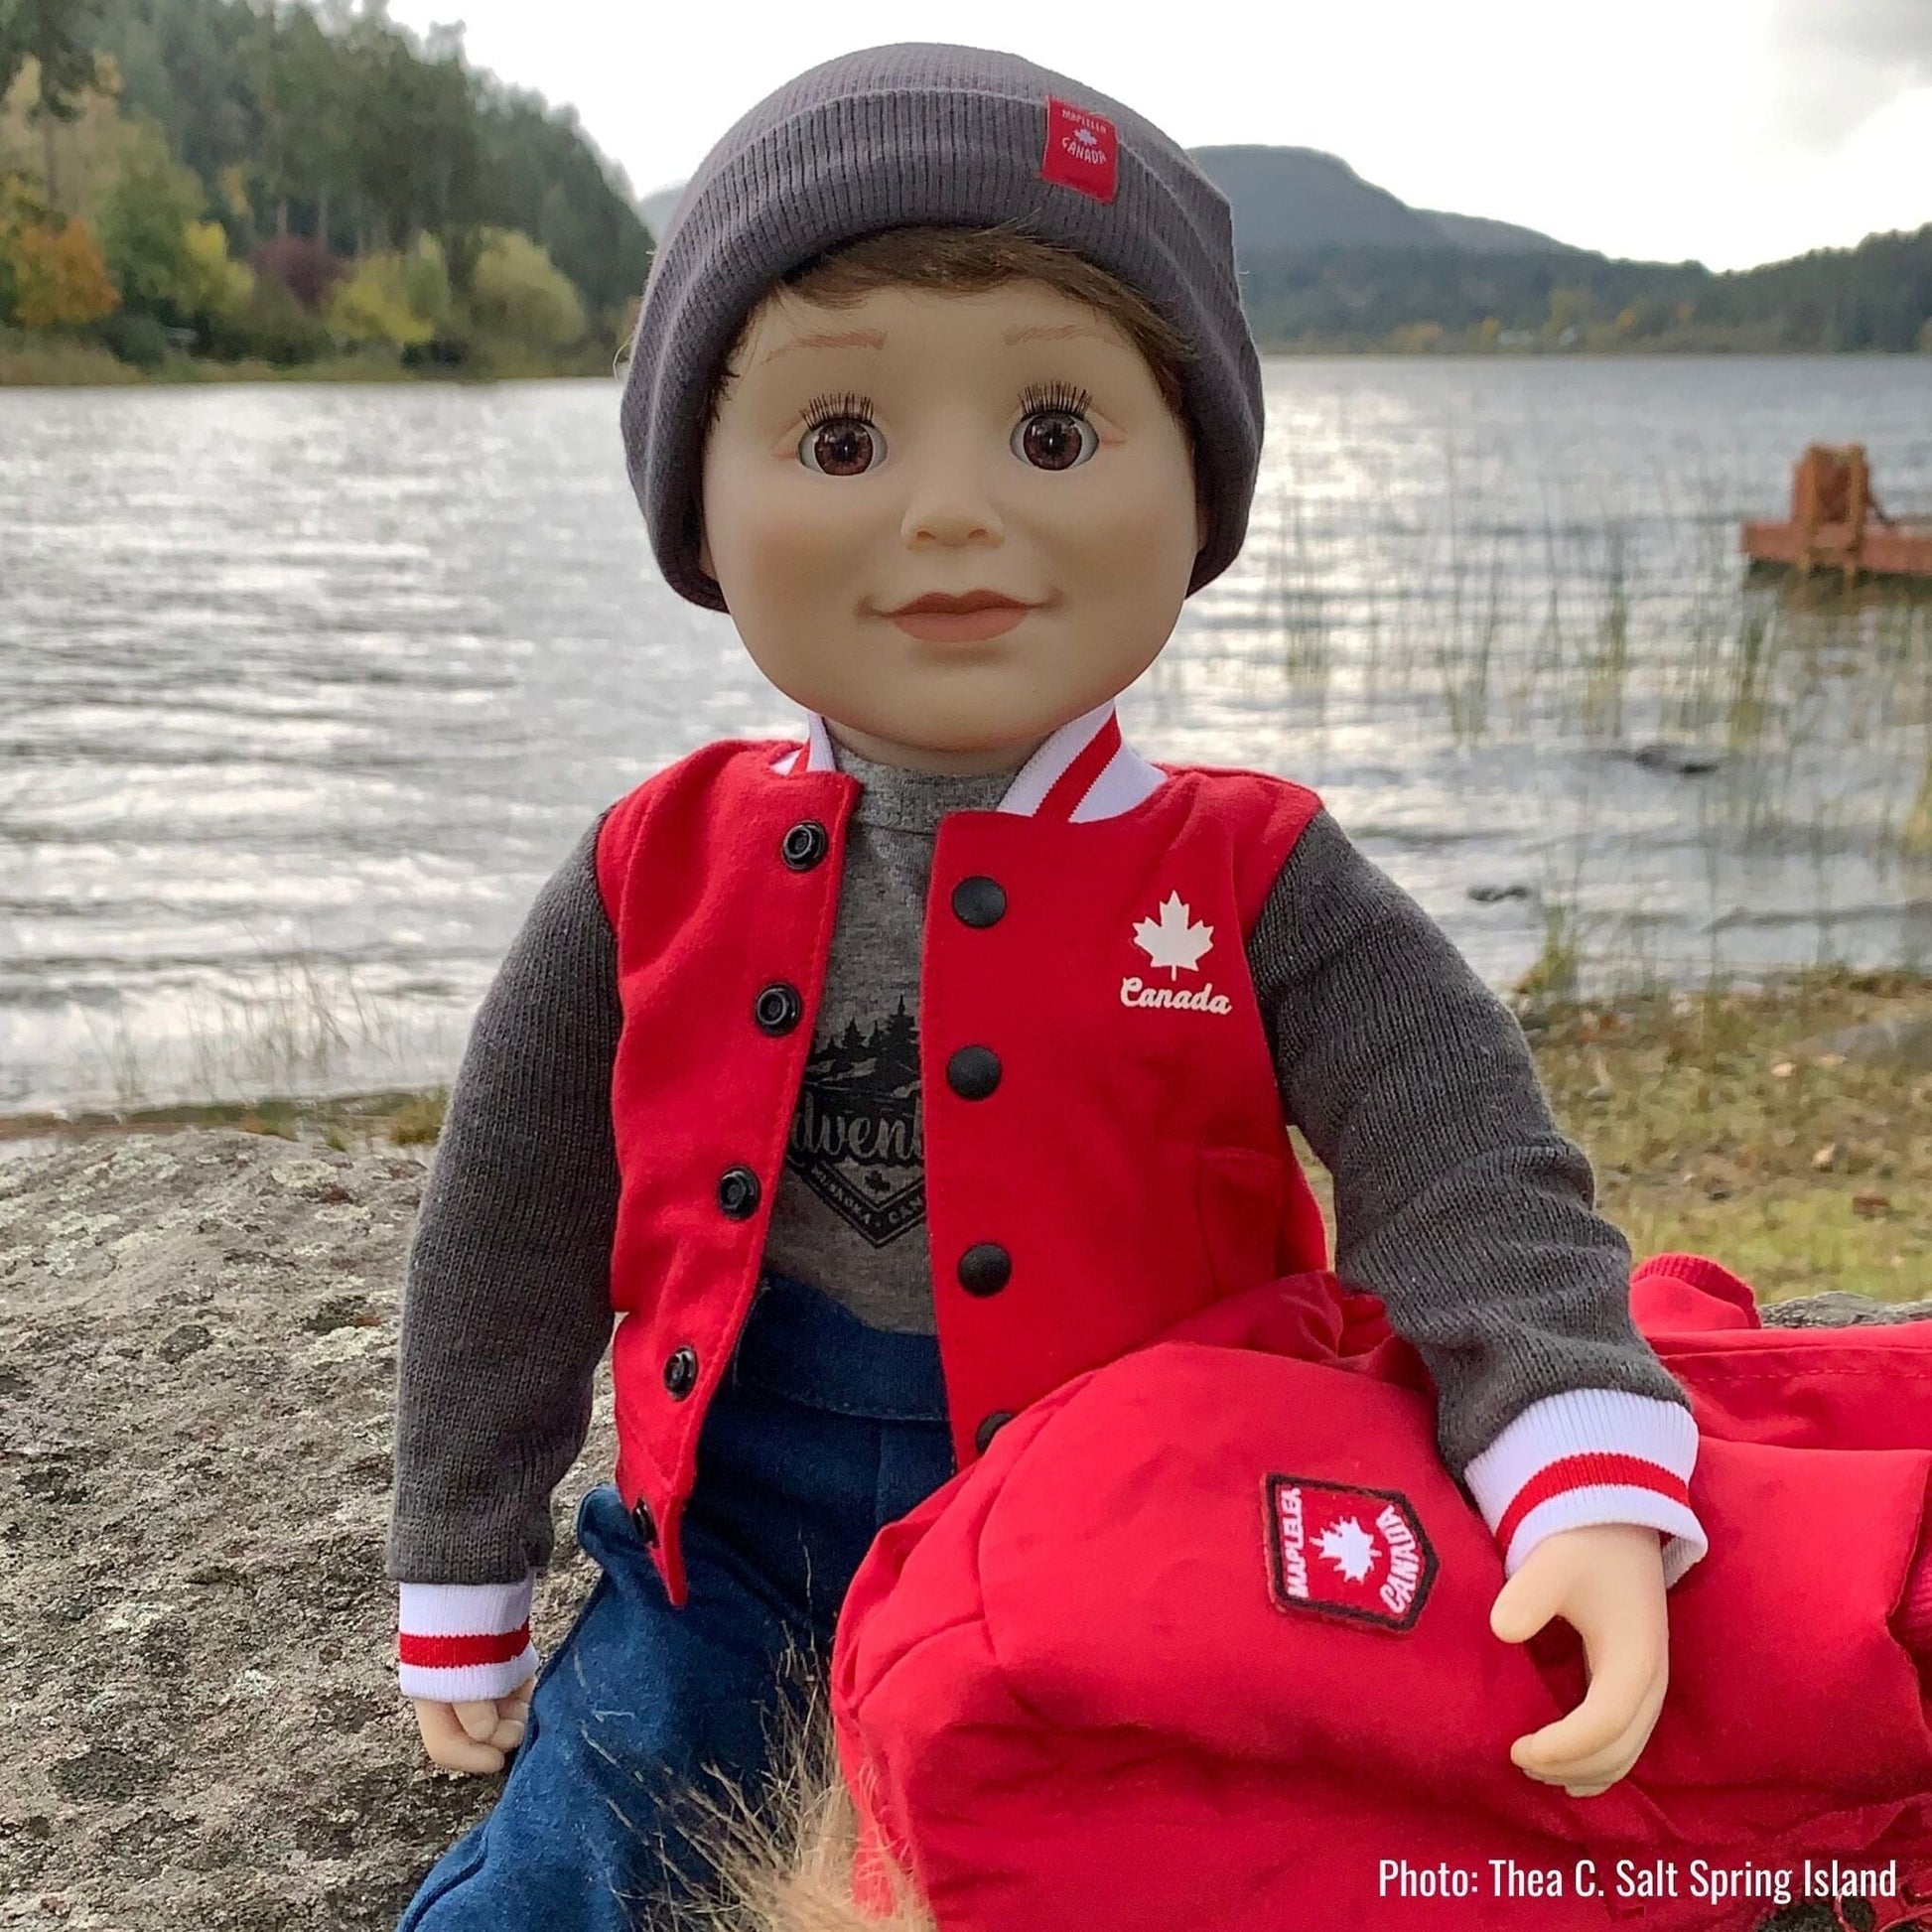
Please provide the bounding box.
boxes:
[1271,968,1932,1307]
[654,1661,936,1932]
[0,335,144,385]
[1532,969,1932,1302]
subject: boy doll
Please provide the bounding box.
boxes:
[385,42,1708,1930]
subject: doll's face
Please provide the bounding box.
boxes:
[697,276,1206,775]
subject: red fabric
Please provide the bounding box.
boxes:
[593,739,1328,1606]
[832,1258,1932,1930]
[1039,96,1120,204]
[394,1623,531,1672]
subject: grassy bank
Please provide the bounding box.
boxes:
[6,967,1926,1308]
[1529,972,1932,1298]
[11,335,1920,389]
[1306,970,1931,1304]
[0,333,618,386]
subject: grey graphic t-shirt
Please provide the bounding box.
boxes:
[759,736,1014,1332]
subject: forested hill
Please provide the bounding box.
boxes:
[95,0,650,322]
[0,0,653,373]
[644,142,1932,353]
[1192,147,1932,350]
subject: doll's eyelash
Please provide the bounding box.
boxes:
[801,391,873,429]
[1018,380,1093,419]
[797,382,1096,429]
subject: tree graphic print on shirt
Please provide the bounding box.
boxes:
[785,997,925,1246]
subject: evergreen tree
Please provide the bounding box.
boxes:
[0,0,110,206]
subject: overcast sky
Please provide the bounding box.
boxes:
[381,0,1931,272]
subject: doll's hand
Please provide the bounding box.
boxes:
[410,1677,534,1774]
[1488,1523,1668,1798]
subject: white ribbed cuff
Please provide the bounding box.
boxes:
[1463,1389,1708,1585]
[396,1577,540,1704]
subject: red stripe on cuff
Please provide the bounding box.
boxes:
[1494,1452,1692,1554]
[397,1624,532,1670]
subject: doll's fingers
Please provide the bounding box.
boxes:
[412,1702,508,1775]
[483,1675,536,1751]
[1513,1670,1668,1788]
[432,1732,509,1774]
[1488,1569,1559,1645]
[453,1698,505,1743]
[487,1701,531,1748]
[500,1675,535,1723]
[1510,1659,1655,1772]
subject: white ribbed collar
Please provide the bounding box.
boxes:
[768,701,1168,825]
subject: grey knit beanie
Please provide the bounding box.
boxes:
[619,42,1263,614]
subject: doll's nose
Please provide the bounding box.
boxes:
[899,450,1007,547]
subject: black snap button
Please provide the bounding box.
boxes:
[975,1410,1015,1455]
[717,1167,761,1219]
[754,982,802,1035]
[957,1243,1012,1296]
[663,1345,699,1398]
[946,1044,1001,1099]
[780,820,829,871]
[951,876,1007,926]
[630,1498,658,1546]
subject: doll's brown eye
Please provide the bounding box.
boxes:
[798,417,883,477]
[1014,410,1097,473]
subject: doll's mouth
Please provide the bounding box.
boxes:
[884,589,1043,641]
[890,590,1035,615]
[889,605,1034,642]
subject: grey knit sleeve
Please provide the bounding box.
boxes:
[1247,809,1691,1474]
[384,811,622,1584]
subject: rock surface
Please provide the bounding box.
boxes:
[0,1128,1921,1930]
[0,1129,621,1930]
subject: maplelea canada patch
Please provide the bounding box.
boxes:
[1262,1474,1438,1632]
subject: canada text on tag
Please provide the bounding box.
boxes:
[1039,96,1119,204]
[1263,1474,1437,1632]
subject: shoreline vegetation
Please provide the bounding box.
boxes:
[5,966,1928,1305]
[6,333,1932,390]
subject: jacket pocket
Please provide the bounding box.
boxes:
[1196,1147,1287,1298]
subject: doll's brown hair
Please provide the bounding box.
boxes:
[702,218,1199,452]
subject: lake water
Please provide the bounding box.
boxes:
[2,355,1930,1125]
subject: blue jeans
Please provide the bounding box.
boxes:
[396,1269,954,1930]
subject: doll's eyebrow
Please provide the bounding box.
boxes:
[1004,324,1111,348]
[759,329,885,364]
[758,322,1109,366]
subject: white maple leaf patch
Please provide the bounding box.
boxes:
[1315,1517,1379,1585]
[1133,892,1213,979]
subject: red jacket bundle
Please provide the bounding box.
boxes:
[831,1254,1932,1932]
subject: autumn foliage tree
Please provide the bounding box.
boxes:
[248,229,343,310]
[465,224,583,349]
[0,166,115,326]
[10,206,114,321]
[94,116,205,318]
[324,230,449,348]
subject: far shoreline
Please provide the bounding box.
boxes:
[5,341,1931,392]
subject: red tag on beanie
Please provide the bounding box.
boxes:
[1040,96,1118,203]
